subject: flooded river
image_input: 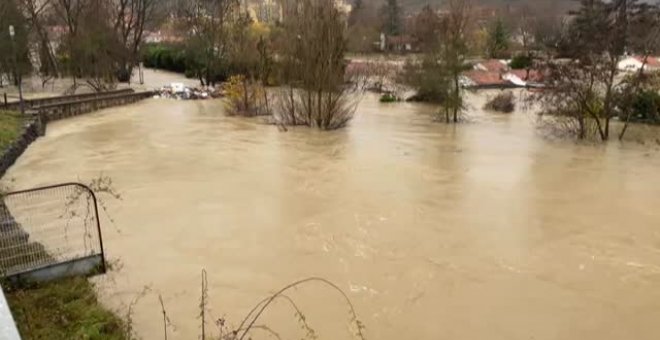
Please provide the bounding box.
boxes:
[4,91,660,339]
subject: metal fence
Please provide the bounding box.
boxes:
[0,183,106,280]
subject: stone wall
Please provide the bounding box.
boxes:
[1,89,134,112]
[0,90,153,178]
[0,120,40,178]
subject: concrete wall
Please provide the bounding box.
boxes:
[0,121,40,179]
[0,90,153,178]
[38,91,153,122]
[2,89,134,112]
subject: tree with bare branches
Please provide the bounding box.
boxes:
[112,0,158,82]
[441,0,471,123]
[274,0,358,130]
[178,0,240,86]
[534,0,660,141]
[19,0,60,84]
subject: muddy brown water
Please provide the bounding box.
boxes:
[4,92,660,339]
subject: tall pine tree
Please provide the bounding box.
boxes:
[487,19,509,58]
[381,0,402,35]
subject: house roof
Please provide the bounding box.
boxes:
[633,56,660,68]
[387,35,415,45]
[508,69,544,83]
[476,59,509,72]
[463,70,511,86]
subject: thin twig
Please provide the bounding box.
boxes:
[237,277,365,340]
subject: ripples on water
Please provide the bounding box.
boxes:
[4,91,660,340]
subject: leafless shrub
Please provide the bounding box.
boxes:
[123,285,152,339]
[274,0,361,130]
[484,92,515,113]
[224,75,271,117]
[228,276,366,340]
[345,60,401,93]
[158,294,174,340]
[272,88,360,130]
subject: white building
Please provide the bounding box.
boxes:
[618,56,660,72]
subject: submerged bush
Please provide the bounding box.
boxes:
[225,75,270,117]
[485,92,515,113]
[380,93,400,103]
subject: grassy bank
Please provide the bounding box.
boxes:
[4,277,127,340]
[0,111,24,151]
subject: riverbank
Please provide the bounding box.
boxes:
[0,112,24,151]
[0,111,128,339]
[4,277,127,339]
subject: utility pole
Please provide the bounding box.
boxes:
[8,25,25,115]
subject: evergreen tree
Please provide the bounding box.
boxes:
[380,0,402,36]
[487,19,509,58]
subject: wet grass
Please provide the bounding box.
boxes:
[4,277,127,340]
[0,111,24,151]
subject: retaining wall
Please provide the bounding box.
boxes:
[2,88,134,111]
[37,91,154,122]
[0,90,153,177]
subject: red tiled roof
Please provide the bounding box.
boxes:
[477,59,508,72]
[463,70,510,86]
[634,56,660,68]
[387,35,415,45]
[508,69,544,82]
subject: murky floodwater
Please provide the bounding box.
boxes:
[4,91,660,340]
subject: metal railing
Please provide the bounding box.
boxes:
[0,183,106,280]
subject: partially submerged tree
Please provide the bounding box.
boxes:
[441,0,472,123]
[534,0,660,141]
[400,0,471,123]
[274,0,358,130]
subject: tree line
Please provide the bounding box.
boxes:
[1,0,356,130]
[390,0,660,140]
[0,0,160,92]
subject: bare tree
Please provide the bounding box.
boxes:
[52,0,86,90]
[441,0,471,123]
[178,0,240,86]
[112,0,158,82]
[19,0,60,84]
[274,0,358,130]
[535,0,660,141]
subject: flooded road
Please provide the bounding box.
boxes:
[4,92,660,339]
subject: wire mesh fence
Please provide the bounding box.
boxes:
[0,183,105,278]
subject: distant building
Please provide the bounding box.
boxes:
[144,30,184,44]
[461,70,513,89]
[381,35,416,53]
[618,56,660,73]
[462,59,544,89]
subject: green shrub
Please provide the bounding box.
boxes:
[510,55,532,70]
[630,90,660,123]
[380,93,400,103]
